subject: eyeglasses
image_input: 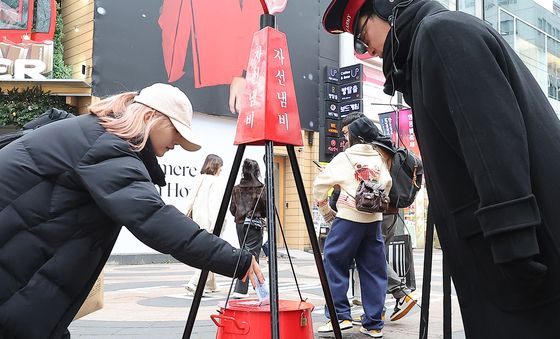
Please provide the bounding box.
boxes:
[354,16,370,55]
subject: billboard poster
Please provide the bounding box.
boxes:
[379,110,397,142]
[379,108,421,157]
[92,0,333,131]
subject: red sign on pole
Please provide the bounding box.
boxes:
[234,26,303,146]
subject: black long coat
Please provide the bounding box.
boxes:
[384,1,560,337]
[0,114,251,338]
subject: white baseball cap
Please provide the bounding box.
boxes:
[134,83,201,152]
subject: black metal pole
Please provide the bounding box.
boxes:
[260,13,276,29]
[443,252,452,339]
[265,141,280,339]
[182,145,246,339]
[261,13,279,338]
[275,206,304,302]
[419,205,435,339]
[286,145,342,339]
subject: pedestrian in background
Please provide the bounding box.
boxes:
[313,117,392,338]
[339,114,418,323]
[0,83,263,339]
[185,154,225,296]
[229,158,267,298]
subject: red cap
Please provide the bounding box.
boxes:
[323,0,367,34]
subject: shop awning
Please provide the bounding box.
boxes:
[0,79,91,97]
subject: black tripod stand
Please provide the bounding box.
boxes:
[182,142,343,339]
[418,206,453,339]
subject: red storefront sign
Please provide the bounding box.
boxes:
[0,0,56,43]
[234,26,303,146]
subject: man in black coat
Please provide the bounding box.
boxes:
[323,0,560,337]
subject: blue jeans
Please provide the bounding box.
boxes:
[323,217,387,330]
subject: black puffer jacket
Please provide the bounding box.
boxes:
[0,114,251,339]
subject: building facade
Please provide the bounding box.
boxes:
[438,0,560,114]
[3,0,559,254]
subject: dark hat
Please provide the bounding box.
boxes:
[348,117,396,154]
[322,0,367,34]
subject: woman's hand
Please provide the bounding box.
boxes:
[229,76,247,114]
[242,256,265,288]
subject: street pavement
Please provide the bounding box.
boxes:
[69,249,465,338]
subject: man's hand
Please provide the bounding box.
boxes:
[229,76,247,114]
[242,256,265,289]
[499,257,548,288]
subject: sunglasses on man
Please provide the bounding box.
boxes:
[354,15,370,55]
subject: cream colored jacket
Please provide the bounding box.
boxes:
[313,144,392,223]
[185,174,225,233]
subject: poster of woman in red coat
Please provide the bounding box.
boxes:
[158,0,263,113]
[92,0,334,130]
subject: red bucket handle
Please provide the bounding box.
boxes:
[210,314,250,335]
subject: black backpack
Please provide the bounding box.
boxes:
[387,147,423,209]
[0,108,75,149]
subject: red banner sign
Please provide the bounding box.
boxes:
[234,26,303,146]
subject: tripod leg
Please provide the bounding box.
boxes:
[265,141,280,339]
[182,144,246,339]
[286,145,342,339]
[443,252,452,339]
[419,205,435,339]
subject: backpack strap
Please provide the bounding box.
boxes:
[340,152,357,199]
[370,143,393,170]
[343,151,357,170]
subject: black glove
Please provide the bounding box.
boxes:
[498,257,548,288]
[491,226,547,288]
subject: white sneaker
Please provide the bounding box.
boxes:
[352,309,386,326]
[185,284,209,297]
[232,292,249,299]
[184,283,196,293]
[352,313,364,326]
[359,327,383,338]
[317,320,353,333]
[390,295,417,321]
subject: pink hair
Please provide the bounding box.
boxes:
[88,92,168,151]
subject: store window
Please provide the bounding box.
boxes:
[442,0,560,114]
[458,0,476,15]
[516,19,548,91]
[496,7,560,109]
[33,0,51,33]
[0,0,29,29]
[436,0,457,10]
[499,11,515,47]
[548,37,560,99]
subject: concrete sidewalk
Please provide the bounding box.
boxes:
[69,249,465,338]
